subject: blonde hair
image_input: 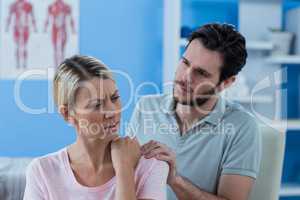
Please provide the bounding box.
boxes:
[53,55,113,109]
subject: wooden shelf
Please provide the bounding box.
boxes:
[267,120,300,130]
[247,40,273,50]
[280,184,300,197]
[265,55,300,64]
[227,95,273,103]
[182,39,274,51]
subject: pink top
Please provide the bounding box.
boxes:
[23,148,169,200]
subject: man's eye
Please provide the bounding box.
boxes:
[196,70,207,76]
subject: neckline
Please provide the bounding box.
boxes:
[62,147,116,193]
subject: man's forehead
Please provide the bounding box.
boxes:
[184,40,223,72]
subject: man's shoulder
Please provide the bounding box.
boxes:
[224,100,258,124]
[222,100,260,139]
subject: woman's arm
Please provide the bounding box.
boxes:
[111,137,141,200]
[115,165,138,200]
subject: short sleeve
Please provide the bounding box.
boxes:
[23,159,46,200]
[137,160,169,200]
[221,116,262,179]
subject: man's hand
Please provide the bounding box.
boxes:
[111,137,141,173]
[141,140,177,185]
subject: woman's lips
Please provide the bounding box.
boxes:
[104,121,119,133]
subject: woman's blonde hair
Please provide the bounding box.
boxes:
[53,55,113,109]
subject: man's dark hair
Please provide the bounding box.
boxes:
[187,23,247,82]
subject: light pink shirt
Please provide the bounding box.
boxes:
[23,148,169,200]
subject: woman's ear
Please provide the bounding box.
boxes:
[59,105,76,126]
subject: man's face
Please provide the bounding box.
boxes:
[174,39,223,106]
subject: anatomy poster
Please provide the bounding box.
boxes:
[0,0,79,79]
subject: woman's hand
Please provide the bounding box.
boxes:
[111,137,141,200]
[111,136,141,173]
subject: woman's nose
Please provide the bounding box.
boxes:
[104,101,117,118]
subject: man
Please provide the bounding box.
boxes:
[128,23,262,200]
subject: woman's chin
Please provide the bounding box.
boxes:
[101,130,119,141]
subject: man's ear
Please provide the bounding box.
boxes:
[58,105,76,126]
[217,76,236,92]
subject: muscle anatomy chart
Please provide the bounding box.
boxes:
[5,0,37,69]
[0,0,79,79]
[44,0,76,67]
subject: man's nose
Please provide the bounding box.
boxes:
[180,67,193,84]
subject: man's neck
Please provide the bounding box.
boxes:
[175,97,219,135]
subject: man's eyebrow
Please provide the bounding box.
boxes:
[182,56,212,76]
[182,56,191,65]
[194,67,212,77]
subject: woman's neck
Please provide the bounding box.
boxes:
[68,137,113,173]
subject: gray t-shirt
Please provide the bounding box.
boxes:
[127,94,262,200]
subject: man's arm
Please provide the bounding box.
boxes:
[169,173,254,200]
[142,141,255,200]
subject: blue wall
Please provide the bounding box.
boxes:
[182,0,238,29]
[0,0,163,157]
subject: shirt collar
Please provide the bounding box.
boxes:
[163,94,226,126]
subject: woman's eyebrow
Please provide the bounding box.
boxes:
[112,90,119,96]
[86,98,103,106]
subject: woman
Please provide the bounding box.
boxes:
[23,55,169,200]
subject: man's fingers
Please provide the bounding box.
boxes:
[142,145,161,156]
[141,140,158,153]
[144,147,169,159]
[155,154,174,166]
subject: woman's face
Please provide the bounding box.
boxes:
[72,77,121,141]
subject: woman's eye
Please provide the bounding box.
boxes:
[111,95,120,102]
[94,103,102,109]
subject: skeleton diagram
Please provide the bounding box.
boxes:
[5,0,37,69]
[44,0,76,67]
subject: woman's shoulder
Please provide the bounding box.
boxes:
[136,156,169,176]
[27,148,67,174]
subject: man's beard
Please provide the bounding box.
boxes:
[173,86,217,107]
